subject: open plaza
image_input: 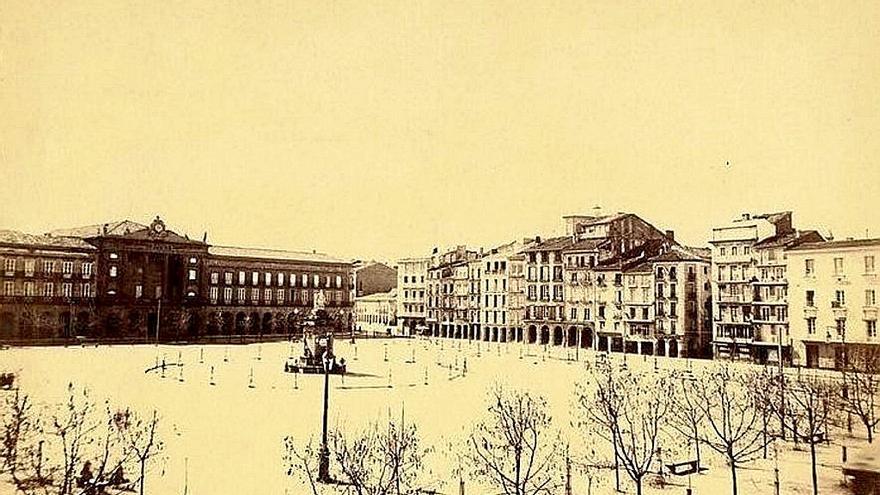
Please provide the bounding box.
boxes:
[0,338,871,494]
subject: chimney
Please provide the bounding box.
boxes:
[742,213,751,220]
[665,230,675,241]
[535,236,542,244]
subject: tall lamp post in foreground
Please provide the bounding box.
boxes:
[318,346,332,483]
[317,313,339,484]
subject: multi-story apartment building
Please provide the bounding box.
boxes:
[649,246,713,357]
[0,230,98,339]
[477,240,530,343]
[749,230,824,364]
[425,246,478,339]
[788,238,879,369]
[468,256,482,339]
[396,257,428,336]
[710,211,822,362]
[523,236,569,345]
[506,247,530,344]
[0,217,353,341]
[587,239,676,354]
[524,213,667,350]
[354,289,397,336]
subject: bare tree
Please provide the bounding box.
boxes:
[284,414,436,495]
[466,385,563,495]
[573,438,614,495]
[52,383,98,495]
[578,365,670,495]
[692,364,772,495]
[840,347,880,443]
[668,371,706,468]
[283,436,322,495]
[111,408,164,495]
[778,371,840,495]
[1,388,54,492]
[747,367,782,459]
[2,383,163,495]
[575,361,624,492]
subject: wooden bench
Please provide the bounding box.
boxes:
[665,460,702,476]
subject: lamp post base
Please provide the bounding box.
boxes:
[317,444,332,483]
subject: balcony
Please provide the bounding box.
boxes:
[831,302,848,319]
[865,307,878,321]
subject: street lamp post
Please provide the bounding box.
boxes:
[318,353,332,483]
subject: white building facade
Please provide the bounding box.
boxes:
[396,257,428,336]
[354,289,397,336]
[788,239,879,369]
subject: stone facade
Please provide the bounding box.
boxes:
[0,217,352,342]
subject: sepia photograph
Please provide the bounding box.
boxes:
[1,1,879,494]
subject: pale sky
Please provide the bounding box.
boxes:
[2,1,878,262]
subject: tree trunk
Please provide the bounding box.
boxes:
[809,441,818,495]
[730,460,738,495]
[635,477,643,495]
[763,414,768,459]
[140,460,146,495]
[867,423,874,444]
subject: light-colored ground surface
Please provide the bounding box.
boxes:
[0,339,866,494]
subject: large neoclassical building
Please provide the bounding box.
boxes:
[0,217,353,342]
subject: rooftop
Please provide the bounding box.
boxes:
[209,245,349,264]
[787,238,880,252]
[0,229,95,250]
[46,220,149,238]
[522,236,574,252]
[753,230,824,249]
[650,245,710,263]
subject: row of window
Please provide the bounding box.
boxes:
[566,254,598,268]
[717,245,752,257]
[401,275,425,284]
[208,287,342,305]
[805,289,877,308]
[484,279,508,292]
[209,270,343,289]
[485,260,508,272]
[399,303,425,313]
[528,251,562,264]
[3,258,93,277]
[484,294,508,308]
[401,289,425,300]
[806,318,877,338]
[483,310,507,325]
[526,305,565,321]
[3,280,93,298]
[526,284,564,301]
[526,266,564,282]
[804,256,876,277]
